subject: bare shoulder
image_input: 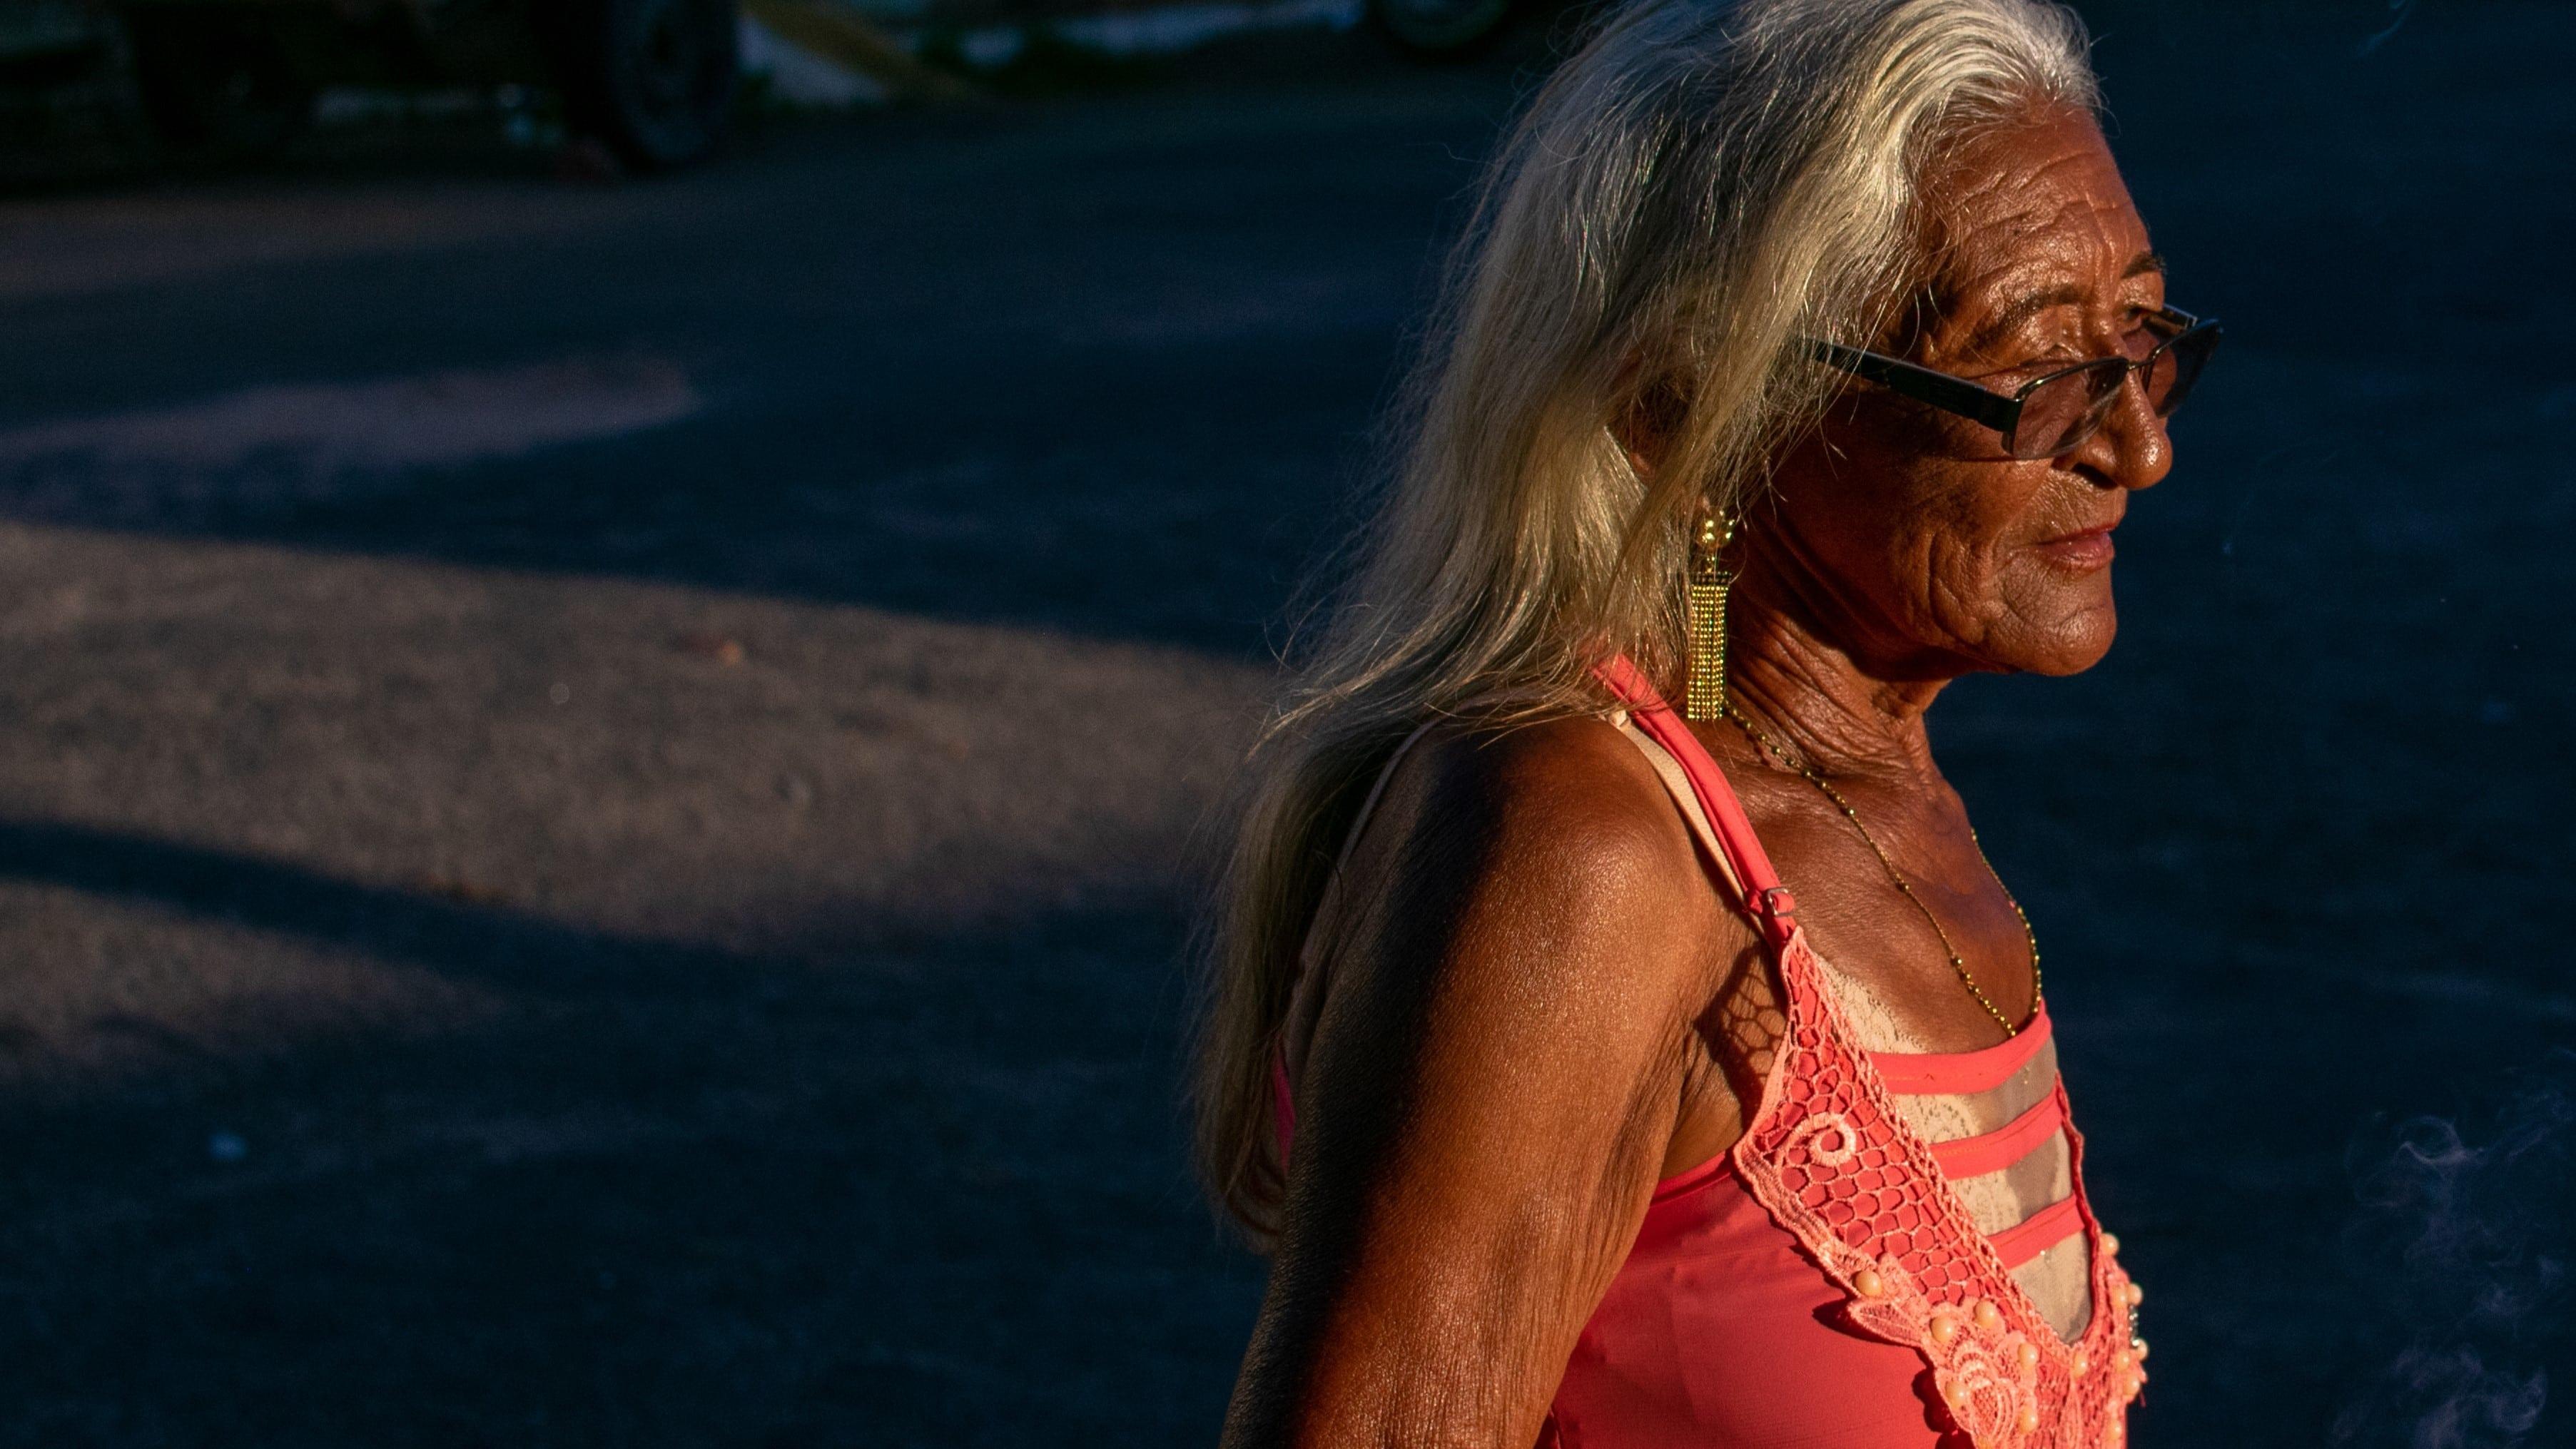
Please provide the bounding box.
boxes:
[1373,713,1695,880]
[1329,713,1735,1005]
[1247,719,1754,1449]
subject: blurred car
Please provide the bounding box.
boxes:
[1,0,741,168]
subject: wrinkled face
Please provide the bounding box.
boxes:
[1762,103,2174,679]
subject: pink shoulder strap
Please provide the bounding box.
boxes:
[1594,656,1800,952]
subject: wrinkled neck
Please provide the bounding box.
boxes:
[1721,577,1951,788]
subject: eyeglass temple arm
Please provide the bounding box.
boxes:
[1805,340,2019,432]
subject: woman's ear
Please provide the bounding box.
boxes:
[1613,372,1689,479]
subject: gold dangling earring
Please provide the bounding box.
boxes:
[1685,509,1739,722]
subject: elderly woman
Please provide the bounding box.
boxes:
[1195,0,2217,1445]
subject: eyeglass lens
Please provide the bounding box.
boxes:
[2009,325,2216,459]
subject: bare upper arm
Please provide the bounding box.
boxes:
[1224,717,1746,1449]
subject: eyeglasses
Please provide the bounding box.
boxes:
[1806,305,2222,460]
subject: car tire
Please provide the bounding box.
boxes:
[119,8,313,157]
[1366,0,1518,57]
[557,0,740,171]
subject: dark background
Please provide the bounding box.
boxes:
[0,1,2570,1444]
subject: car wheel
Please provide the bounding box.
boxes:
[559,0,740,171]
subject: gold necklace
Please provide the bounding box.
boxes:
[1720,706,2042,1037]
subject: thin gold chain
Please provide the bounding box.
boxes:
[1720,706,2042,1037]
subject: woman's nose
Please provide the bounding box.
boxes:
[2073,370,2172,490]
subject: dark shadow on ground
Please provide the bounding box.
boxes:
[0,817,1248,1448]
[0,44,1521,658]
[0,818,760,995]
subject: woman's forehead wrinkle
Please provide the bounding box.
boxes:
[1922,107,2149,320]
[1949,170,2134,285]
[1923,144,2151,361]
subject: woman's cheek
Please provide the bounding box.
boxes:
[1996,554,2121,671]
[1916,536,2003,641]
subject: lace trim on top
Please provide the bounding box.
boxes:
[1618,708,2091,1331]
[1599,659,2146,1449]
[1733,931,2141,1445]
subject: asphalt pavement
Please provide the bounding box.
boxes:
[0,5,2570,1445]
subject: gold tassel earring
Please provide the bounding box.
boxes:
[1685,509,1738,722]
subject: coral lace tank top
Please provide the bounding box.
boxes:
[1548,660,2149,1448]
[1274,660,2149,1449]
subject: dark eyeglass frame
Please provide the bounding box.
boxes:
[1805,305,2223,460]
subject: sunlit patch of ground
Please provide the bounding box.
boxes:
[0,523,1264,1087]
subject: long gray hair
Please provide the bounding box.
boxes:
[1197,0,2101,1236]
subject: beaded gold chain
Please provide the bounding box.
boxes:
[1721,706,2042,1036]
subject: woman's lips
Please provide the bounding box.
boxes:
[2034,524,2117,571]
